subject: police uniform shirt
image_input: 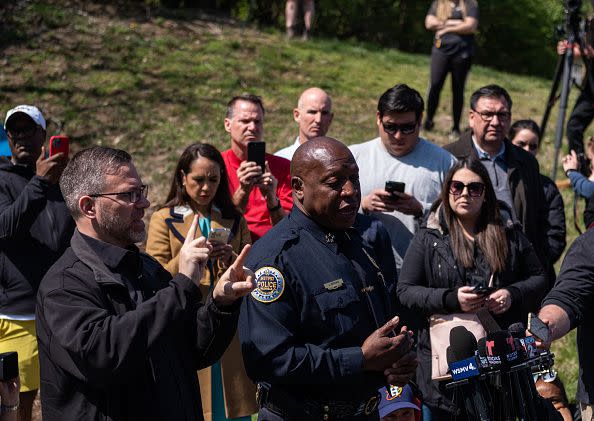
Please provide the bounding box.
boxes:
[239,206,398,402]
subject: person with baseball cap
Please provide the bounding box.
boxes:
[378,384,421,421]
[0,105,74,421]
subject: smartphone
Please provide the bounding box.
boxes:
[49,135,69,158]
[527,312,550,343]
[385,181,405,194]
[208,228,231,244]
[247,141,266,172]
[0,351,18,381]
[472,285,495,295]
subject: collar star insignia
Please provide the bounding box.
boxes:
[325,233,336,243]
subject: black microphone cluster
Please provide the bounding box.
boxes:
[444,321,558,421]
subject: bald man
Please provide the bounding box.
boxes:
[240,137,416,420]
[275,87,333,160]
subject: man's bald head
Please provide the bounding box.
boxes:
[291,136,347,177]
[293,88,333,144]
[291,137,360,230]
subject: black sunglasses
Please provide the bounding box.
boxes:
[381,121,418,135]
[448,181,485,197]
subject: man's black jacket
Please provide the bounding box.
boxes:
[542,228,594,405]
[0,157,74,315]
[36,230,240,421]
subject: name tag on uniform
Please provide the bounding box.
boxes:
[324,279,344,291]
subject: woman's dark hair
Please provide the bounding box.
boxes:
[163,143,239,219]
[439,158,508,273]
[509,119,541,145]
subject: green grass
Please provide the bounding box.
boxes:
[0,0,586,403]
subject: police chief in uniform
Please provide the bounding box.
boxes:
[239,137,417,421]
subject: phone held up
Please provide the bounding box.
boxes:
[247,141,266,172]
[385,181,405,195]
[527,312,550,344]
[49,135,70,159]
[208,228,231,244]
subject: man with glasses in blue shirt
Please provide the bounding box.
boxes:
[350,84,456,270]
[444,84,550,272]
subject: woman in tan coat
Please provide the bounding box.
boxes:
[146,143,256,421]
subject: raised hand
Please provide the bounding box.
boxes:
[36,146,68,184]
[212,244,255,306]
[178,215,212,284]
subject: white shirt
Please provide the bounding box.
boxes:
[350,137,456,267]
[274,137,301,160]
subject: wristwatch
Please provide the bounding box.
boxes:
[565,169,576,177]
[1,402,19,413]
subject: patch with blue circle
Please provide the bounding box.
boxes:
[251,266,285,303]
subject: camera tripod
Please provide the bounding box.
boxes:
[540,0,591,180]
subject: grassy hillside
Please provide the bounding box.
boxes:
[0,0,583,401]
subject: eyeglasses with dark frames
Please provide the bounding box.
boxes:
[380,120,418,135]
[448,181,485,197]
[89,184,149,204]
[471,109,511,122]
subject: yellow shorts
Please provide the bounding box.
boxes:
[0,319,39,392]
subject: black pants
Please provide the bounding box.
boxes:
[567,88,594,155]
[425,49,473,131]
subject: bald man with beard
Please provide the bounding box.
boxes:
[240,137,417,420]
[275,88,333,160]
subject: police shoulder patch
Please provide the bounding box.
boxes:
[251,266,285,303]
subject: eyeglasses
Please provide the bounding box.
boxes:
[381,120,418,135]
[7,124,37,138]
[514,140,538,151]
[448,181,485,197]
[89,185,149,204]
[471,109,511,122]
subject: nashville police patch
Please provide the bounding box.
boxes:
[251,266,285,303]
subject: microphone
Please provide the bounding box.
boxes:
[447,326,491,420]
[507,323,545,420]
[484,331,518,421]
[509,322,538,358]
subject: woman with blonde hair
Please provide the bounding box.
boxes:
[424,0,479,139]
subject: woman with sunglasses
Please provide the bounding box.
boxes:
[146,143,256,421]
[396,158,546,420]
[509,119,566,268]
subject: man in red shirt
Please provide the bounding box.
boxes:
[221,95,293,241]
